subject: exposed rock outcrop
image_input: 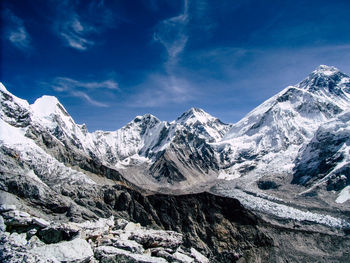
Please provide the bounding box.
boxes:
[0,205,211,263]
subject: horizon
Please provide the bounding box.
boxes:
[2,0,350,131]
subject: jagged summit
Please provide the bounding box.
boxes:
[313,65,340,76]
[297,65,350,102]
[133,113,160,124]
[176,107,218,125]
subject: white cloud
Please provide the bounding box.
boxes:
[153,0,189,66]
[43,76,119,107]
[133,0,193,108]
[52,77,119,91]
[57,14,97,51]
[53,0,115,51]
[70,91,108,107]
[3,9,32,52]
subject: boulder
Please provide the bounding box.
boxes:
[172,251,194,263]
[31,238,93,263]
[123,221,142,231]
[129,229,183,249]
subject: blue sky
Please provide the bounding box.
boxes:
[2,0,350,131]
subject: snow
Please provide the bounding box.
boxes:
[31,95,76,132]
[1,68,350,231]
[0,82,30,109]
[218,171,240,180]
[0,119,96,186]
[218,188,350,228]
[313,65,339,76]
[31,96,61,117]
[336,186,350,204]
[0,119,27,145]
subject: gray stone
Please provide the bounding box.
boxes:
[123,221,142,231]
[27,228,38,238]
[172,251,194,263]
[129,229,183,249]
[8,232,28,247]
[94,246,167,263]
[113,239,144,253]
[32,217,50,228]
[115,218,129,230]
[31,238,93,263]
[0,204,16,212]
[0,215,5,232]
[27,235,45,249]
[2,210,32,226]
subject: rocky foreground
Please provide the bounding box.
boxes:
[0,204,211,263]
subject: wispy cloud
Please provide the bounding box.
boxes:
[57,16,95,51]
[132,0,192,108]
[52,77,119,91]
[53,0,115,51]
[3,8,32,52]
[70,91,108,107]
[42,76,119,107]
[153,0,189,67]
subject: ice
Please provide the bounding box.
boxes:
[218,188,350,228]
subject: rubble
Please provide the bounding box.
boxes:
[0,205,210,263]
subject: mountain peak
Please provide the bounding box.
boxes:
[133,113,160,123]
[31,95,69,118]
[0,82,8,93]
[177,107,214,124]
[297,65,350,96]
[312,65,339,76]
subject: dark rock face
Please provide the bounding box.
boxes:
[123,191,273,262]
[257,180,279,190]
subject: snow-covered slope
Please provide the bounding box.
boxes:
[217,65,350,180]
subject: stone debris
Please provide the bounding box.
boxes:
[0,205,210,263]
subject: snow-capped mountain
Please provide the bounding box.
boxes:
[1,65,350,220]
[0,66,350,262]
[2,65,350,263]
[0,83,230,191]
[292,109,350,202]
[217,65,350,181]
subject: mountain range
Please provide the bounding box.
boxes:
[1,65,350,262]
